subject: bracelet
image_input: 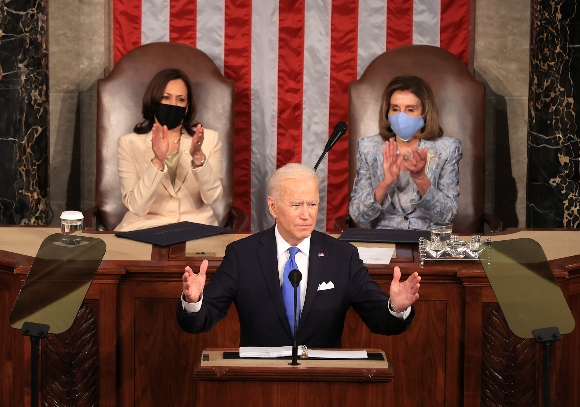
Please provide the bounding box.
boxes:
[151,159,165,172]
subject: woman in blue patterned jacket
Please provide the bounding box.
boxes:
[349,75,462,230]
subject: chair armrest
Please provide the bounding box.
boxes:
[82,206,101,231]
[333,214,353,233]
[482,212,503,233]
[225,206,249,231]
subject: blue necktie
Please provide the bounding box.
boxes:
[282,246,300,332]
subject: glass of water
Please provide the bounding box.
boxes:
[431,222,453,243]
[60,211,84,245]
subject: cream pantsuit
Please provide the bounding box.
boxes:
[114,129,223,231]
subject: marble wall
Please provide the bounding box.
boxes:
[527,0,580,227]
[46,0,532,228]
[0,0,50,224]
[47,0,111,221]
[475,0,531,229]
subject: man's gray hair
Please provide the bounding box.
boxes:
[267,163,319,200]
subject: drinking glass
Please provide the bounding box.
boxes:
[431,222,453,243]
[60,211,84,245]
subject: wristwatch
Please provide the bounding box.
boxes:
[191,156,206,169]
[388,299,401,313]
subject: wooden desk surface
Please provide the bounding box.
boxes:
[488,229,580,261]
[0,227,407,263]
[0,226,153,261]
[2,226,580,264]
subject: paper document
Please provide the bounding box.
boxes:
[307,349,368,359]
[239,346,293,358]
[239,346,368,359]
[356,247,395,264]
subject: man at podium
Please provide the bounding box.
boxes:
[177,163,421,347]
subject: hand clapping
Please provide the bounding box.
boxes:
[381,138,404,186]
[401,146,428,178]
[151,123,169,169]
[190,124,206,164]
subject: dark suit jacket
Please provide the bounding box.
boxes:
[176,226,414,347]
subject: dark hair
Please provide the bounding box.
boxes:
[378,75,443,141]
[134,68,197,135]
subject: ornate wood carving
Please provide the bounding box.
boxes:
[41,303,99,407]
[481,307,537,407]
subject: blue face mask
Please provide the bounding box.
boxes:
[388,112,425,141]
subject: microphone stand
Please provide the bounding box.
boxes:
[290,283,300,366]
[288,269,302,366]
[21,322,49,407]
[313,122,347,171]
[313,153,326,171]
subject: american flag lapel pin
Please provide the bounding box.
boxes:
[318,253,324,257]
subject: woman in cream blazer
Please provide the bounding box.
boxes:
[115,68,223,231]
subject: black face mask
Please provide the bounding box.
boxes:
[154,103,186,130]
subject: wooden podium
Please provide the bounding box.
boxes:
[194,348,394,407]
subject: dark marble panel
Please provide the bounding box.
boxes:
[0,0,50,224]
[527,0,580,227]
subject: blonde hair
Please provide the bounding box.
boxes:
[267,163,319,201]
[378,75,443,141]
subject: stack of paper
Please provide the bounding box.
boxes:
[239,346,368,359]
[356,247,395,264]
[308,349,367,359]
[239,346,293,358]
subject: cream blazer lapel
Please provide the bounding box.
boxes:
[173,134,193,193]
[143,133,178,198]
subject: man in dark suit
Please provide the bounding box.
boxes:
[177,163,421,347]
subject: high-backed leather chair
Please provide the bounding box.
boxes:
[335,45,501,233]
[84,42,247,231]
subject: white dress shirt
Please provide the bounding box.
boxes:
[274,225,310,314]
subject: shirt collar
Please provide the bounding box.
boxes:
[274,225,311,258]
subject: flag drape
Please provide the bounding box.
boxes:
[113,0,471,232]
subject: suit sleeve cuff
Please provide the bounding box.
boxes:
[181,293,203,313]
[388,298,411,320]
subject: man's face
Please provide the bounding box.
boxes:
[268,176,319,246]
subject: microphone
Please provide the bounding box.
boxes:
[288,269,302,288]
[288,269,302,366]
[313,122,348,171]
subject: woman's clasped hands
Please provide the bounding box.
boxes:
[374,138,430,204]
[400,144,429,179]
[381,138,428,181]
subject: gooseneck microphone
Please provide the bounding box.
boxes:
[288,268,302,366]
[313,121,348,171]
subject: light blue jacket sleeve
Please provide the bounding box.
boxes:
[414,137,462,223]
[349,137,388,225]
